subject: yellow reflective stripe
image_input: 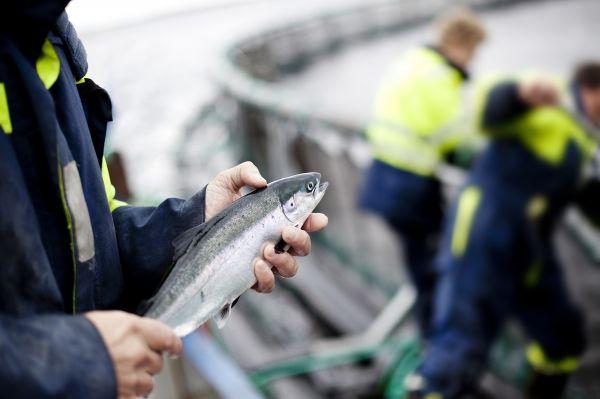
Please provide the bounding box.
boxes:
[430,119,471,156]
[526,343,579,374]
[102,157,128,212]
[526,195,548,220]
[370,113,466,149]
[76,75,87,85]
[425,394,443,399]
[372,144,439,177]
[451,186,482,257]
[524,260,542,287]
[368,123,440,176]
[0,83,12,134]
[57,157,78,314]
[36,39,60,89]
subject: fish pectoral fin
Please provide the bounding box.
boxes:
[214,302,234,329]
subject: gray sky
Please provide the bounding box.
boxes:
[67,0,255,33]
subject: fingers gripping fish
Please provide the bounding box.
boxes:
[142,172,329,337]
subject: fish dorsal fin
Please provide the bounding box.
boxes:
[172,223,204,262]
[172,186,268,262]
[214,302,233,329]
[172,226,202,263]
[172,211,229,262]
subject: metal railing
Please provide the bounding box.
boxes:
[176,0,600,397]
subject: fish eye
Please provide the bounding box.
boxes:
[307,182,315,191]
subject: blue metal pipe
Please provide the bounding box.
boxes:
[183,329,265,399]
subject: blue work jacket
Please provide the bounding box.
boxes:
[0,2,205,397]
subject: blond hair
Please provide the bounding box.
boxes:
[436,7,486,48]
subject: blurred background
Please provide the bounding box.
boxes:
[67,0,600,398]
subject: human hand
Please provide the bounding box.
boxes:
[205,161,267,221]
[519,79,559,107]
[205,162,329,293]
[253,212,328,293]
[85,311,182,399]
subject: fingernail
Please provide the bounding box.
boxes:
[259,261,271,273]
[266,245,276,258]
[286,228,299,241]
[169,353,180,360]
[252,171,266,181]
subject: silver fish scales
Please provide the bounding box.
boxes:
[143,172,328,337]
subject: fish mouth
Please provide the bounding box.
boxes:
[314,181,329,201]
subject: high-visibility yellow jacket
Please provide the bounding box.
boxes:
[462,76,600,234]
[367,47,471,177]
[477,74,598,167]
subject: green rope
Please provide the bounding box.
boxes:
[250,335,407,388]
[383,339,422,399]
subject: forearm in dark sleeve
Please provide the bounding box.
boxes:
[482,82,530,128]
[0,314,116,399]
[112,188,206,308]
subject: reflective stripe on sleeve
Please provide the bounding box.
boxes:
[451,186,482,257]
[526,343,579,374]
[102,157,128,212]
[0,83,12,134]
[62,161,95,263]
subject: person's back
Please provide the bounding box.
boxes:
[406,63,600,399]
[359,8,486,335]
[479,75,594,187]
[367,46,469,176]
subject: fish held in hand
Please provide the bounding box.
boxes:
[142,172,329,337]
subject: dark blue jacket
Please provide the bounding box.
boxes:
[0,1,206,397]
[478,81,600,227]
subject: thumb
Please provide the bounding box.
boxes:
[229,162,267,191]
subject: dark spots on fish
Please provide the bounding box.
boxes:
[201,291,205,302]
